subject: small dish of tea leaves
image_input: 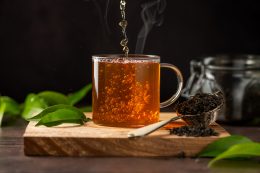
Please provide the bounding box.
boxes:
[172,92,224,137]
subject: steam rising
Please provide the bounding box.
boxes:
[135,0,167,54]
[104,0,111,35]
[86,0,111,36]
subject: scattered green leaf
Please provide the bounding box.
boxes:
[22,94,48,120]
[209,142,260,167]
[199,135,252,157]
[0,96,21,126]
[0,96,20,115]
[78,106,92,112]
[0,104,5,126]
[38,91,70,105]
[2,84,92,126]
[68,84,92,105]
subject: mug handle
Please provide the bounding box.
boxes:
[160,63,184,108]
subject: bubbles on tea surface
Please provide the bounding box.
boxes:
[119,0,129,57]
[94,58,156,64]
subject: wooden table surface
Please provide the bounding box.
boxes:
[1,120,260,173]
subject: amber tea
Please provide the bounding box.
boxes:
[93,56,159,127]
[92,55,183,127]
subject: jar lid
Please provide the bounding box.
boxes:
[203,54,260,71]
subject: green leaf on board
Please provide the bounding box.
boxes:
[31,105,90,127]
[22,94,48,120]
[68,84,92,105]
[38,91,70,105]
[29,104,84,121]
[0,96,21,126]
[199,135,253,157]
[209,142,260,167]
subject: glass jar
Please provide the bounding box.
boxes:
[182,54,260,124]
[182,60,223,99]
[243,76,260,124]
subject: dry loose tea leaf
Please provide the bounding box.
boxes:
[178,93,222,115]
[170,92,223,137]
[170,125,218,137]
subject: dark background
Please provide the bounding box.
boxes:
[1,0,260,104]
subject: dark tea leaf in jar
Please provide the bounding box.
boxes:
[242,79,260,124]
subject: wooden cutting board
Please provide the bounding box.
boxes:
[23,112,229,157]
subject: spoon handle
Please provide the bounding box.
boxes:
[127,116,183,138]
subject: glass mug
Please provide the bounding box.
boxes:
[92,54,183,127]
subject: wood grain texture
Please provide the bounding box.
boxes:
[23,113,229,157]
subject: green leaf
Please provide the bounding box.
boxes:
[29,104,84,121]
[22,94,48,120]
[38,91,70,105]
[0,96,20,115]
[0,103,5,126]
[199,135,252,157]
[78,106,92,112]
[36,109,86,126]
[68,84,92,105]
[0,96,21,126]
[209,142,260,167]
[31,105,90,127]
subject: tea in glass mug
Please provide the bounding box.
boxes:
[92,54,183,127]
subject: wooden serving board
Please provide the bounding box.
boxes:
[23,113,229,157]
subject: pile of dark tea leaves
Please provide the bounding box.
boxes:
[170,125,219,137]
[170,93,223,137]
